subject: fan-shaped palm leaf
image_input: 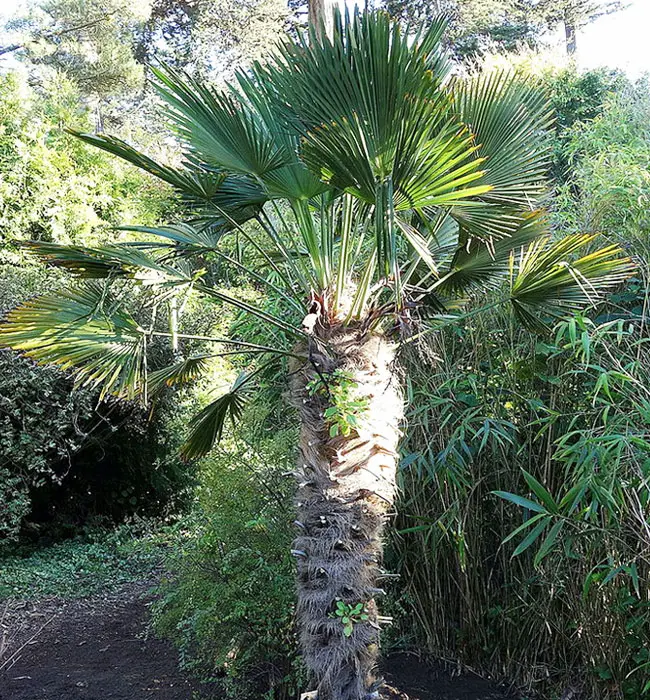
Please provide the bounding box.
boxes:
[119,223,226,254]
[148,354,213,393]
[152,66,289,177]
[259,11,489,210]
[446,71,554,241]
[510,234,634,331]
[0,285,147,400]
[70,131,268,220]
[180,371,255,460]
[434,213,548,295]
[452,70,554,206]
[21,241,175,281]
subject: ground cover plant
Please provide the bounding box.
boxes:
[0,519,175,600]
[0,10,634,700]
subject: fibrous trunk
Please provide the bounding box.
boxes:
[291,326,403,700]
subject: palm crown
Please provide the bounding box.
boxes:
[0,11,631,458]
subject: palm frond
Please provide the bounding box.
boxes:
[433,213,548,295]
[258,10,486,211]
[21,241,175,281]
[0,284,146,401]
[180,371,255,460]
[448,71,554,241]
[148,354,212,393]
[510,234,634,331]
[234,71,330,203]
[118,223,226,254]
[453,71,554,207]
[152,66,288,177]
[69,131,233,207]
[69,132,271,227]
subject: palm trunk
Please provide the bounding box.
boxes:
[291,326,403,700]
[308,0,335,40]
[564,17,577,55]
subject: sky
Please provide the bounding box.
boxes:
[578,0,650,78]
[1,0,649,78]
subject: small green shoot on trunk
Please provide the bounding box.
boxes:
[330,599,370,637]
[307,368,369,438]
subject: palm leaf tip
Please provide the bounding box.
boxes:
[180,371,254,460]
[148,355,212,394]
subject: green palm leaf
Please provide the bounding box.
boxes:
[180,371,255,460]
[260,11,488,210]
[435,213,548,295]
[510,234,634,331]
[148,354,213,393]
[152,66,289,177]
[119,224,226,254]
[235,71,331,202]
[453,71,554,207]
[447,71,554,242]
[70,131,223,202]
[21,241,175,280]
[0,285,147,400]
[70,132,268,220]
[19,239,303,339]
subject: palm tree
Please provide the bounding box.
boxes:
[0,11,631,700]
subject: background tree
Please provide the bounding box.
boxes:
[529,0,628,54]
[2,0,294,129]
[0,11,631,700]
[136,0,292,79]
[383,0,541,58]
[3,0,147,101]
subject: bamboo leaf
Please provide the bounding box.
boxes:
[533,520,564,566]
[493,491,547,514]
[502,512,547,544]
[512,518,550,557]
[522,470,558,513]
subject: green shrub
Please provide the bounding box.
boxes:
[558,79,650,255]
[152,418,306,700]
[543,66,628,182]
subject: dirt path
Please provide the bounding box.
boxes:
[0,582,204,700]
[0,584,516,700]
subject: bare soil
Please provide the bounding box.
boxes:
[381,654,517,700]
[0,581,204,700]
[0,584,516,700]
